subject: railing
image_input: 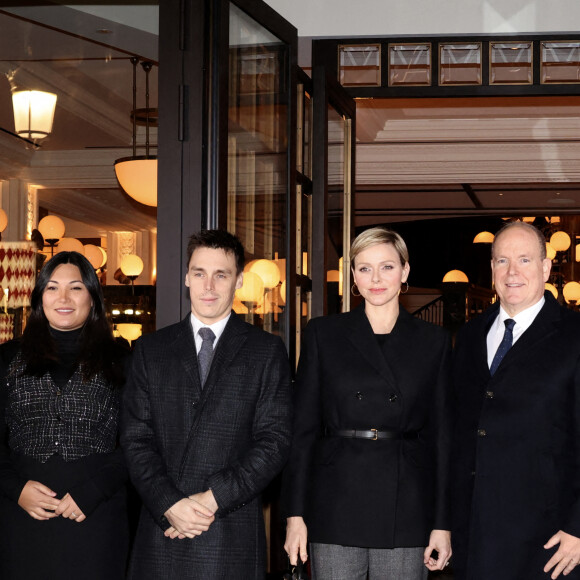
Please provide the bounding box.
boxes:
[412,295,445,326]
[412,286,495,331]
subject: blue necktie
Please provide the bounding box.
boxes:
[490,319,515,376]
[198,327,216,386]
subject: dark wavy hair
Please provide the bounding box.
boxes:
[186,230,245,274]
[21,251,124,384]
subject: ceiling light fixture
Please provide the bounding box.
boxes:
[114,58,158,207]
[12,90,57,140]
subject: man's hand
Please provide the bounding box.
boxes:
[164,493,216,539]
[284,516,308,566]
[424,529,452,571]
[18,480,60,520]
[55,492,86,522]
[188,489,218,513]
[544,530,580,578]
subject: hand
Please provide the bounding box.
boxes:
[54,492,86,522]
[424,529,452,571]
[544,530,580,578]
[188,489,219,513]
[164,526,187,540]
[17,480,60,520]
[164,494,216,539]
[284,516,308,566]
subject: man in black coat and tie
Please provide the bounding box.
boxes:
[452,221,580,580]
[121,230,292,579]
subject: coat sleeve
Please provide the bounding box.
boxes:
[280,320,322,518]
[206,336,292,514]
[120,338,185,529]
[563,352,580,537]
[67,447,128,516]
[0,343,27,503]
[432,330,453,531]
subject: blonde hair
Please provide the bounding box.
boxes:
[350,227,409,267]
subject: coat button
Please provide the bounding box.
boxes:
[486,391,494,399]
[478,429,487,437]
[388,394,398,403]
[192,401,198,408]
[355,392,363,400]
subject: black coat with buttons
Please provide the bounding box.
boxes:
[281,303,452,548]
[451,292,580,580]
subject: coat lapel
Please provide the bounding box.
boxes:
[344,304,398,391]
[174,316,203,398]
[495,293,560,373]
[196,312,248,407]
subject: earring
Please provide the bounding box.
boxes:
[351,284,361,297]
[400,281,409,294]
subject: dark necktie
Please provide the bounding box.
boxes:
[198,327,216,386]
[489,318,515,376]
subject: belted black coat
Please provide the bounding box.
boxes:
[451,292,580,580]
[121,313,292,579]
[282,304,452,548]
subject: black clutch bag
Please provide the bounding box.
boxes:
[282,558,309,580]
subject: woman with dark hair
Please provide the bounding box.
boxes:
[0,251,130,579]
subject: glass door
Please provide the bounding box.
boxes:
[310,66,356,319]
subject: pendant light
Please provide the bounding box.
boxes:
[12,90,57,140]
[114,58,158,207]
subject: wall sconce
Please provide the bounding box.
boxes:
[120,254,144,293]
[114,58,157,207]
[473,231,494,244]
[116,322,142,346]
[12,90,57,141]
[442,270,469,283]
[563,281,580,306]
[0,209,7,242]
[56,238,84,255]
[37,215,65,256]
[84,244,107,271]
[550,231,571,252]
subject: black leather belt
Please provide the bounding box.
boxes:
[327,428,420,441]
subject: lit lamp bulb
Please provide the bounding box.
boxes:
[236,271,264,304]
[249,259,280,289]
[116,323,142,346]
[442,270,469,283]
[563,281,580,305]
[120,254,144,293]
[56,238,85,255]
[0,209,7,241]
[84,244,106,270]
[546,243,557,261]
[550,231,571,252]
[545,283,558,300]
[38,215,65,256]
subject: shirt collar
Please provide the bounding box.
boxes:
[498,295,545,329]
[190,312,231,345]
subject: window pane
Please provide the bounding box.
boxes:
[339,44,381,87]
[389,44,431,86]
[228,3,288,338]
[440,43,482,85]
[490,42,533,85]
[541,42,580,83]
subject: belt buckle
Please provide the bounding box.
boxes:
[371,428,378,441]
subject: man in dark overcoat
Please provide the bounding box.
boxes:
[121,230,292,578]
[452,221,580,580]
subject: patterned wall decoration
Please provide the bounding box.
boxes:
[0,242,37,308]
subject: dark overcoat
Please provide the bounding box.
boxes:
[282,304,452,548]
[451,292,580,580]
[121,313,292,579]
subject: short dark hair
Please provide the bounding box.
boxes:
[21,251,124,384]
[186,230,245,275]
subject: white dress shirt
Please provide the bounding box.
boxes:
[190,312,231,354]
[486,296,545,368]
